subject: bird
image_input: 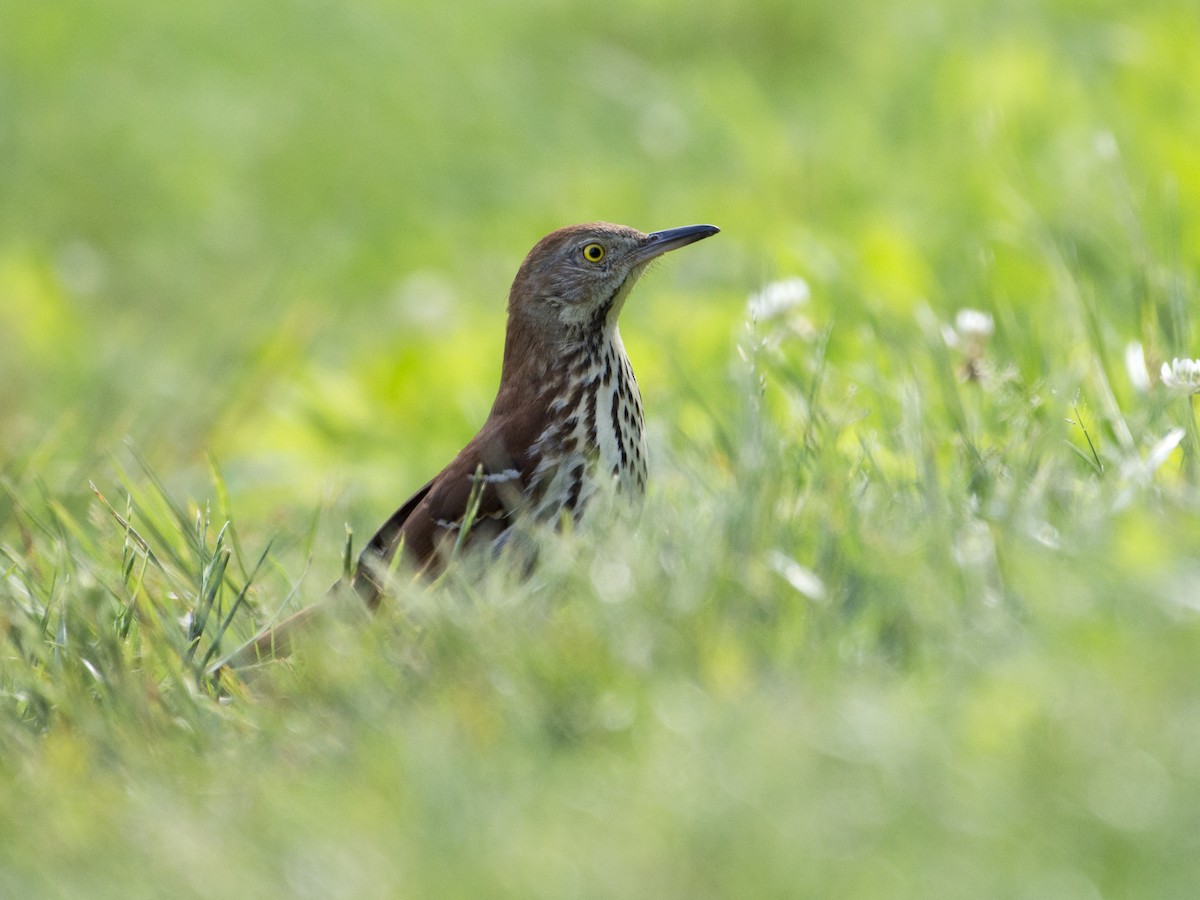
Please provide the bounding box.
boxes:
[227,221,719,666]
[353,221,719,602]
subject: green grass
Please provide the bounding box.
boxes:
[4,0,1200,896]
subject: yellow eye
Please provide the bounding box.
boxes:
[582,242,605,263]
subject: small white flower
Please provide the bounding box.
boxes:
[1160,357,1200,394]
[941,308,995,383]
[747,277,810,321]
[954,309,994,340]
[942,308,994,352]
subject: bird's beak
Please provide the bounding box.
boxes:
[634,224,720,263]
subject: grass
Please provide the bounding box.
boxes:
[4,0,1200,896]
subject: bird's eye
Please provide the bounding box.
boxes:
[582,242,606,263]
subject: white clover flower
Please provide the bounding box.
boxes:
[747,277,810,321]
[942,308,994,351]
[1160,358,1200,394]
[954,309,994,340]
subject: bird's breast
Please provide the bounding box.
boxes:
[528,331,648,520]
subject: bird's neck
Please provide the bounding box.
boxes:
[495,314,619,407]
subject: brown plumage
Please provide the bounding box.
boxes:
[229,221,718,666]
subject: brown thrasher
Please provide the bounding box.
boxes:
[230,221,718,665]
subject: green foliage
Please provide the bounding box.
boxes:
[4,0,1200,896]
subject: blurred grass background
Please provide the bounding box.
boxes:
[4,0,1200,896]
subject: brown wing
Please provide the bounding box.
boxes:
[357,477,435,569]
[351,420,529,606]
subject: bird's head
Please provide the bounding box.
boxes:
[506,222,719,343]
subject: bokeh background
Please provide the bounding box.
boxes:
[4,0,1200,896]
[7,0,1195,524]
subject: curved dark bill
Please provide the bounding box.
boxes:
[635,224,720,262]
